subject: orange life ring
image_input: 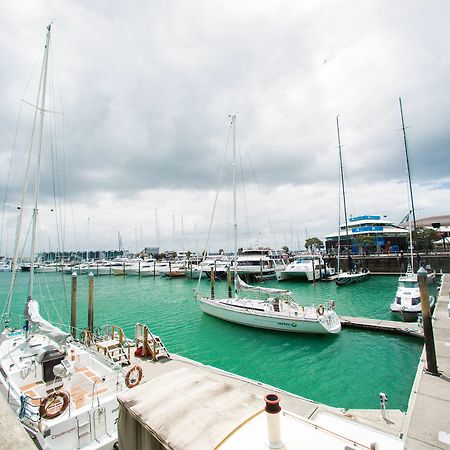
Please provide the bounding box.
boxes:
[39,390,70,419]
[125,365,143,388]
[317,304,325,316]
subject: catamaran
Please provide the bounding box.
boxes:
[0,24,132,449]
[196,115,341,334]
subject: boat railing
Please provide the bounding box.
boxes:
[18,394,40,422]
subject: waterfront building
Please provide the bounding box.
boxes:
[324,215,409,254]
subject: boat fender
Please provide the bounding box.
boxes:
[40,390,70,419]
[361,268,369,274]
[317,304,325,315]
[125,365,143,388]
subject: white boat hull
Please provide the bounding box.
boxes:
[334,270,369,286]
[198,298,340,334]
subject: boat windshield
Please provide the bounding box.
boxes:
[295,258,312,263]
[400,280,417,288]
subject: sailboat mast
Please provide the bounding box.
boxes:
[399,97,417,232]
[336,115,350,266]
[231,114,238,292]
[28,23,52,298]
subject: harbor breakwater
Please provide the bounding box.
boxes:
[325,253,450,274]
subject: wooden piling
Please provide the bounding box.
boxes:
[88,272,94,335]
[417,266,439,374]
[211,267,215,300]
[312,258,316,284]
[71,272,77,339]
[143,326,148,357]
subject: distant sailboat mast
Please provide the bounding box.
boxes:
[399,97,416,270]
[231,114,238,295]
[399,97,417,232]
[336,115,351,272]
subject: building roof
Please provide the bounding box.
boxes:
[415,215,450,227]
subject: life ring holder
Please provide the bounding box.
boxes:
[125,365,143,388]
[39,390,70,419]
[317,304,325,316]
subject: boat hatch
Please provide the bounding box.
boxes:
[38,348,65,382]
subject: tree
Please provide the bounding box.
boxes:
[354,235,375,255]
[413,227,440,252]
[354,235,374,246]
[305,237,323,251]
[281,245,289,253]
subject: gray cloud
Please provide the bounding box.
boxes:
[1,0,449,252]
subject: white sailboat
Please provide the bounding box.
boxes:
[0,24,129,449]
[196,116,341,334]
[333,115,370,286]
[390,98,435,322]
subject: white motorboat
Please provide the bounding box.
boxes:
[234,248,286,280]
[196,116,341,335]
[390,267,435,322]
[0,24,134,449]
[188,256,230,279]
[0,262,11,272]
[276,254,335,282]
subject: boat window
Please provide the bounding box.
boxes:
[411,297,420,306]
[396,296,402,304]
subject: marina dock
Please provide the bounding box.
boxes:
[404,274,450,449]
[340,315,423,338]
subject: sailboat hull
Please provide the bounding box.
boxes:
[198,298,340,334]
[335,270,369,286]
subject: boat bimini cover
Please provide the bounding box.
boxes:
[24,298,70,346]
[236,275,291,296]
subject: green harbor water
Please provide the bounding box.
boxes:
[0,271,425,411]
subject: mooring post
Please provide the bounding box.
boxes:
[71,272,78,339]
[210,267,215,300]
[417,266,439,375]
[227,266,232,298]
[88,272,94,336]
[312,258,316,284]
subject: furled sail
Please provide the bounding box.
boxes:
[235,276,291,295]
[24,298,70,346]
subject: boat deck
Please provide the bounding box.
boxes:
[404,274,450,449]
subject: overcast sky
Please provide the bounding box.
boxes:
[0,0,449,255]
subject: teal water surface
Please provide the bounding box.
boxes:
[0,272,424,411]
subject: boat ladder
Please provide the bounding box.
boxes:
[97,325,132,366]
[135,323,171,361]
[76,412,92,447]
[105,344,130,366]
